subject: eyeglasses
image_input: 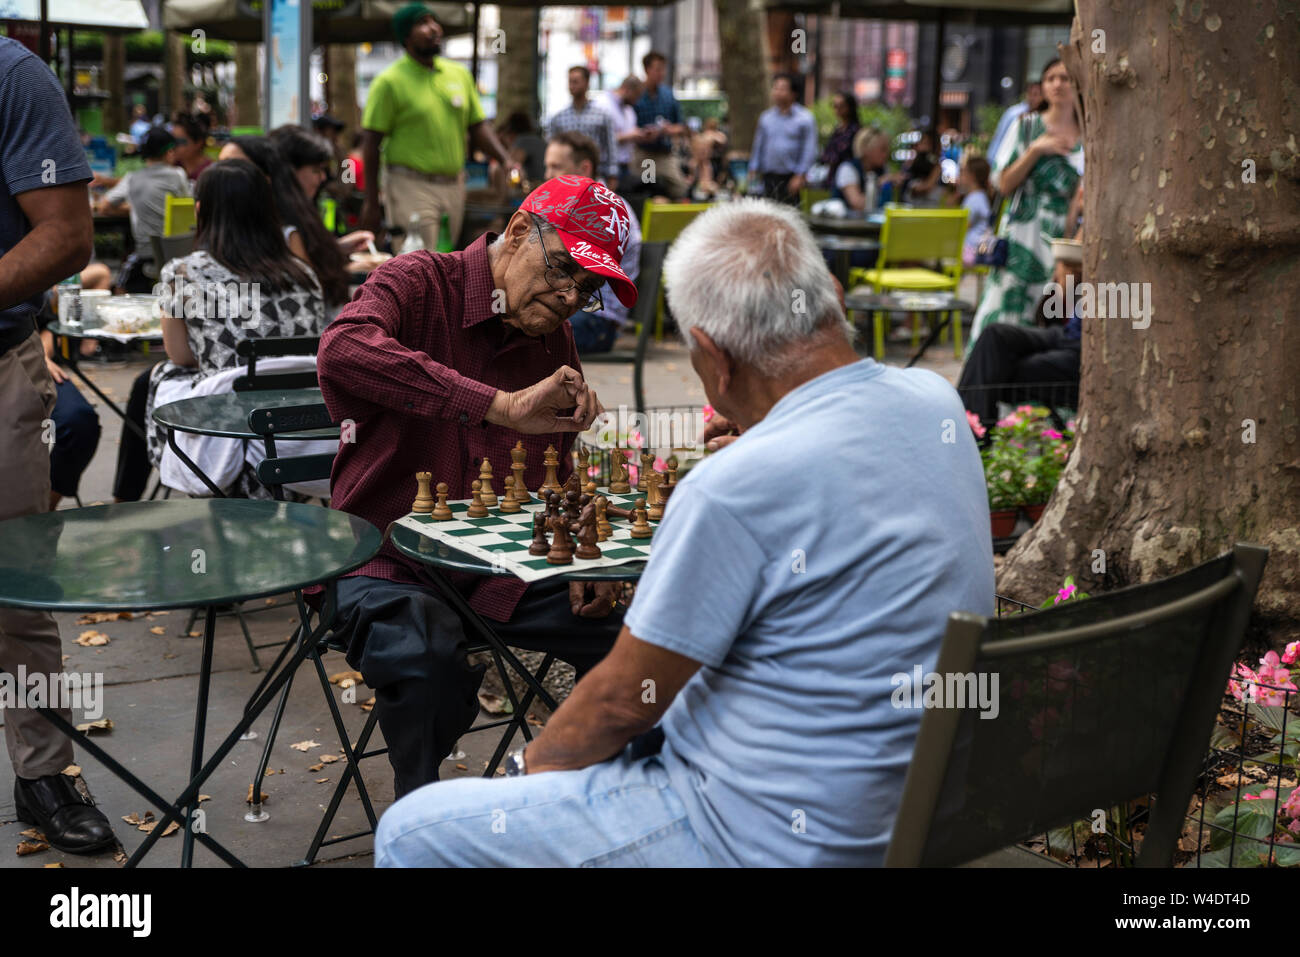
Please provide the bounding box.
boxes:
[533,217,604,314]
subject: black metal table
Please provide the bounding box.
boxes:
[815,234,881,290]
[152,388,337,497]
[844,291,975,366]
[0,499,381,867]
[805,211,884,237]
[48,320,163,442]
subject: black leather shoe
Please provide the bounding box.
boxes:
[14,773,117,854]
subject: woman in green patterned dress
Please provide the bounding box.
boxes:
[967,59,1082,353]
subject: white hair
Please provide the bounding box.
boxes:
[662,199,851,375]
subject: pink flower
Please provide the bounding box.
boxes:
[627,464,639,484]
[1041,428,1064,441]
[1228,663,1260,701]
[1284,790,1300,819]
[653,456,667,472]
[628,430,643,449]
[1289,819,1300,835]
[996,413,1021,428]
[702,404,715,423]
[1055,584,1077,604]
[1065,419,1078,432]
[1282,641,1299,665]
[1260,789,1277,800]
[1262,651,1281,669]
[965,410,986,438]
[1015,405,1035,415]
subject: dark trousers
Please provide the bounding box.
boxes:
[332,575,623,799]
[569,312,620,354]
[112,364,157,501]
[957,323,1080,430]
[49,378,101,498]
[761,172,800,207]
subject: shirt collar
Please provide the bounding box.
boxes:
[461,233,498,328]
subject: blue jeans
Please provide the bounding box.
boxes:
[374,746,718,867]
[568,312,620,354]
[50,377,101,497]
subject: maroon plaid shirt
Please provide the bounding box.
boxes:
[318,234,578,621]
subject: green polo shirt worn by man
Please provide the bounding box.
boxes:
[359,2,518,250]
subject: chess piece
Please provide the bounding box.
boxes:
[412,472,435,513]
[577,445,590,473]
[637,452,653,493]
[583,478,597,496]
[667,455,679,487]
[630,498,653,539]
[478,459,498,507]
[467,480,488,518]
[564,489,582,526]
[511,441,533,505]
[563,468,582,496]
[595,496,612,541]
[528,511,550,555]
[647,472,664,521]
[539,444,562,497]
[657,479,675,513]
[603,501,633,520]
[545,490,561,520]
[609,453,631,494]
[575,503,601,559]
[547,515,574,564]
[500,475,521,513]
[431,481,454,521]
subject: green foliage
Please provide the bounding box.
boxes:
[979,405,1073,509]
[808,96,913,154]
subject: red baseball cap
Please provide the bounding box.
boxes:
[519,175,638,308]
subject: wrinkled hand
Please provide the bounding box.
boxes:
[569,581,622,619]
[44,357,66,384]
[703,413,742,452]
[488,365,602,434]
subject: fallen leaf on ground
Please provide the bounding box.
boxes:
[162,653,177,660]
[318,754,339,764]
[477,692,509,715]
[113,849,127,864]
[19,828,45,841]
[122,811,154,826]
[360,697,375,712]
[264,768,281,776]
[308,763,323,772]
[455,763,467,771]
[315,777,330,784]
[76,630,110,647]
[17,840,49,856]
[149,626,166,635]
[526,713,543,727]
[245,784,268,804]
[339,678,357,689]
[77,611,132,624]
[198,794,211,803]
[61,764,81,777]
[329,670,364,686]
[265,598,276,605]
[290,739,320,752]
[187,631,201,637]
[76,718,113,734]
[43,862,64,868]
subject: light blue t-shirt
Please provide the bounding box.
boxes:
[624,359,994,866]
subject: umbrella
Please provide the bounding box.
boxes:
[0,0,148,30]
[162,0,476,43]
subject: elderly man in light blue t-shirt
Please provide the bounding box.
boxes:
[374,199,994,867]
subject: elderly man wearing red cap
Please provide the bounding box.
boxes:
[317,175,637,799]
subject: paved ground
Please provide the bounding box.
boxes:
[0,289,969,869]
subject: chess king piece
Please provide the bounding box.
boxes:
[412,472,435,513]
[528,511,550,555]
[575,501,601,559]
[431,481,454,521]
[510,441,533,505]
[609,452,631,494]
[500,475,521,513]
[478,459,498,507]
[630,498,653,539]
[546,514,575,565]
[467,479,488,518]
[539,444,563,497]
[638,451,653,493]
[595,495,612,541]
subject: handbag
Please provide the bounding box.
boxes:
[974,113,1036,267]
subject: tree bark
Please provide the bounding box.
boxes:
[233,41,260,129]
[997,3,1300,644]
[714,0,769,155]
[327,43,360,139]
[102,34,125,135]
[496,7,539,124]
[164,30,187,116]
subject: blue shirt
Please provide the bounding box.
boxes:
[624,359,995,866]
[748,104,818,177]
[986,101,1030,166]
[0,38,92,337]
[633,83,682,154]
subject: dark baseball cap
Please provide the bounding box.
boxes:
[139,125,176,159]
[312,113,345,131]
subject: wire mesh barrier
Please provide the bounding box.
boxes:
[994,593,1299,867]
[959,380,1079,432]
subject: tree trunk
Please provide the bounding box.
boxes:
[997,3,1300,644]
[496,7,538,124]
[233,41,260,129]
[327,44,360,139]
[102,34,125,135]
[714,0,769,155]
[164,30,187,115]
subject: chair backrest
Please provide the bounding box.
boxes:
[247,402,337,501]
[164,195,196,237]
[878,208,968,270]
[885,543,1269,868]
[640,201,712,245]
[150,232,197,271]
[800,187,830,214]
[233,336,321,392]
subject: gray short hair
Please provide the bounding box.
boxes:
[663,199,851,374]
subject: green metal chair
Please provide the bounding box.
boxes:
[885,543,1269,867]
[640,201,712,341]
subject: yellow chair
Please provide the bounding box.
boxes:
[640,201,712,341]
[848,207,969,360]
[163,195,196,237]
[799,187,830,214]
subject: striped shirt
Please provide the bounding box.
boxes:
[546,100,619,178]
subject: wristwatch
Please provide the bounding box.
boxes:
[504,747,527,777]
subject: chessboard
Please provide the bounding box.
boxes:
[394,491,658,583]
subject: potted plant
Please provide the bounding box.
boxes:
[977,411,1024,537]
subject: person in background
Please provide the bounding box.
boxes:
[312,113,355,209]
[129,104,152,145]
[748,73,817,207]
[819,90,861,182]
[986,79,1044,167]
[346,131,367,194]
[958,155,994,266]
[96,126,191,293]
[832,127,890,212]
[688,117,727,199]
[170,112,212,182]
[632,51,689,199]
[544,131,641,354]
[358,3,519,250]
[0,32,117,855]
[496,112,547,184]
[36,298,100,508]
[545,66,619,184]
[884,128,941,203]
[602,75,643,189]
[312,112,346,151]
[270,125,375,252]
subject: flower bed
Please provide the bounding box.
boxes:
[973,407,1073,534]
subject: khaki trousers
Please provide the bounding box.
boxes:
[0,332,73,778]
[633,147,689,200]
[384,166,467,251]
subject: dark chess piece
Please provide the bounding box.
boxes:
[528,511,550,556]
[575,503,601,559]
[547,514,574,564]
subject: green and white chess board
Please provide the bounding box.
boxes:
[395,490,658,582]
